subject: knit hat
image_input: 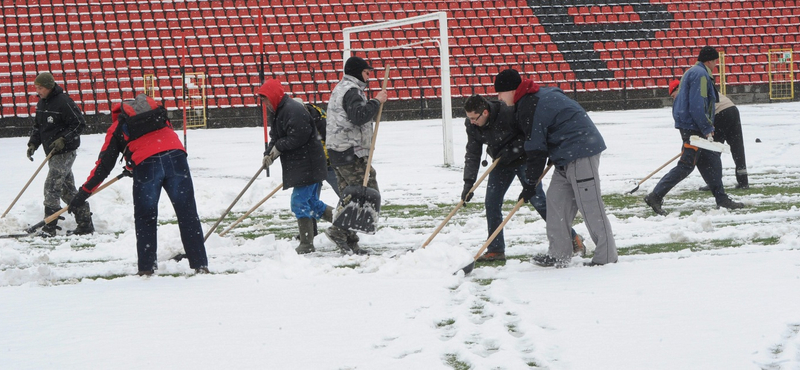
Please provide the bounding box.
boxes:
[494,69,522,93]
[698,46,719,62]
[257,79,285,112]
[34,72,55,89]
[668,80,680,95]
[344,56,374,82]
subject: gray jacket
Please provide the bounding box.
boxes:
[325,75,381,165]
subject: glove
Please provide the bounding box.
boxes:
[68,188,91,214]
[121,168,133,177]
[518,182,537,202]
[49,137,66,154]
[461,182,474,203]
[262,146,281,168]
[26,144,37,161]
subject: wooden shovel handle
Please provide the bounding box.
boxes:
[362,65,391,187]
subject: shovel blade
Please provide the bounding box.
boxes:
[333,185,381,234]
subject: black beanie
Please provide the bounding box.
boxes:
[344,56,373,82]
[698,46,719,62]
[34,72,56,89]
[494,69,522,93]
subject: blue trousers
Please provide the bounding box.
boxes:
[652,129,726,203]
[132,150,208,271]
[291,182,329,219]
[485,164,548,253]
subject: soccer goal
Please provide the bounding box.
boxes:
[342,12,454,166]
[768,49,794,100]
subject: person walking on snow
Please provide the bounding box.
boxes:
[68,94,208,276]
[27,72,94,237]
[495,68,618,267]
[645,46,744,215]
[668,80,750,190]
[323,56,387,255]
[259,80,333,254]
[461,94,585,262]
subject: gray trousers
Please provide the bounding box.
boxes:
[546,154,617,264]
[44,150,78,209]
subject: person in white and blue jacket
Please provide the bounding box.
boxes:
[645,46,744,216]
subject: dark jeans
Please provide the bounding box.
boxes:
[714,106,748,186]
[133,150,208,271]
[484,164,547,253]
[652,129,727,203]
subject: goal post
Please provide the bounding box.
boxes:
[342,12,454,166]
[768,49,794,101]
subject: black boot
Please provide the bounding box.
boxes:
[735,169,749,189]
[644,193,667,216]
[68,204,94,236]
[40,206,63,237]
[295,218,316,254]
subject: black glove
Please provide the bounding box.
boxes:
[518,182,537,202]
[26,144,37,161]
[461,182,474,203]
[121,168,133,177]
[49,137,66,154]
[68,189,91,214]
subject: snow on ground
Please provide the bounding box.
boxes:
[1,101,799,369]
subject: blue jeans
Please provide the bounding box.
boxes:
[652,129,726,203]
[132,150,208,271]
[291,182,329,219]
[485,164,577,253]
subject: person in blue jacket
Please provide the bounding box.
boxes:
[645,46,744,215]
[495,69,617,268]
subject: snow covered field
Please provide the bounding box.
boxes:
[1,101,799,369]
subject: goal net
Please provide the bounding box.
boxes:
[342,12,454,166]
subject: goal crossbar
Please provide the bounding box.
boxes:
[342,11,454,166]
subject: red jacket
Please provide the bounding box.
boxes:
[80,102,184,192]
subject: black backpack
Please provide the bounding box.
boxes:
[305,103,327,142]
[118,94,170,141]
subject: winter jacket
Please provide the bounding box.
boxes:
[715,93,734,114]
[268,95,327,189]
[79,101,184,193]
[463,100,525,184]
[673,62,717,136]
[516,87,606,168]
[326,75,381,165]
[28,84,86,154]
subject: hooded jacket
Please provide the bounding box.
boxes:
[325,75,381,165]
[28,84,86,154]
[463,100,525,184]
[260,81,327,189]
[672,62,717,136]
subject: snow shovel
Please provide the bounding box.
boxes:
[332,65,391,235]
[690,135,730,153]
[218,183,283,237]
[2,151,55,218]
[420,158,501,249]
[456,164,552,276]
[627,153,681,194]
[0,171,128,238]
[204,164,266,241]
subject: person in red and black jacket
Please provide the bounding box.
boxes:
[68,94,209,276]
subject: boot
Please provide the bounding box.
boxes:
[735,169,749,189]
[717,196,745,210]
[346,231,370,255]
[40,206,63,237]
[644,193,667,216]
[295,218,316,254]
[68,205,94,236]
[322,206,334,223]
[324,225,352,254]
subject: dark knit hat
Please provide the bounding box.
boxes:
[344,56,374,82]
[698,46,719,62]
[668,80,680,95]
[34,72,55,89]
[494,69,522,93]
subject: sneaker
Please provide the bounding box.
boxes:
[717,197,744,210]
[644,193,667,216]
[572,234,586,257]
[698,185,711,191]
[194,267,210,274]
[531,254,568,268]
[476,252,506,262]
[137,270,154,276]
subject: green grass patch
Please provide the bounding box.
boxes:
[474,278,494,286]
[444,353,471,370]
[436,318,456,328]
[71,243,95,250]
